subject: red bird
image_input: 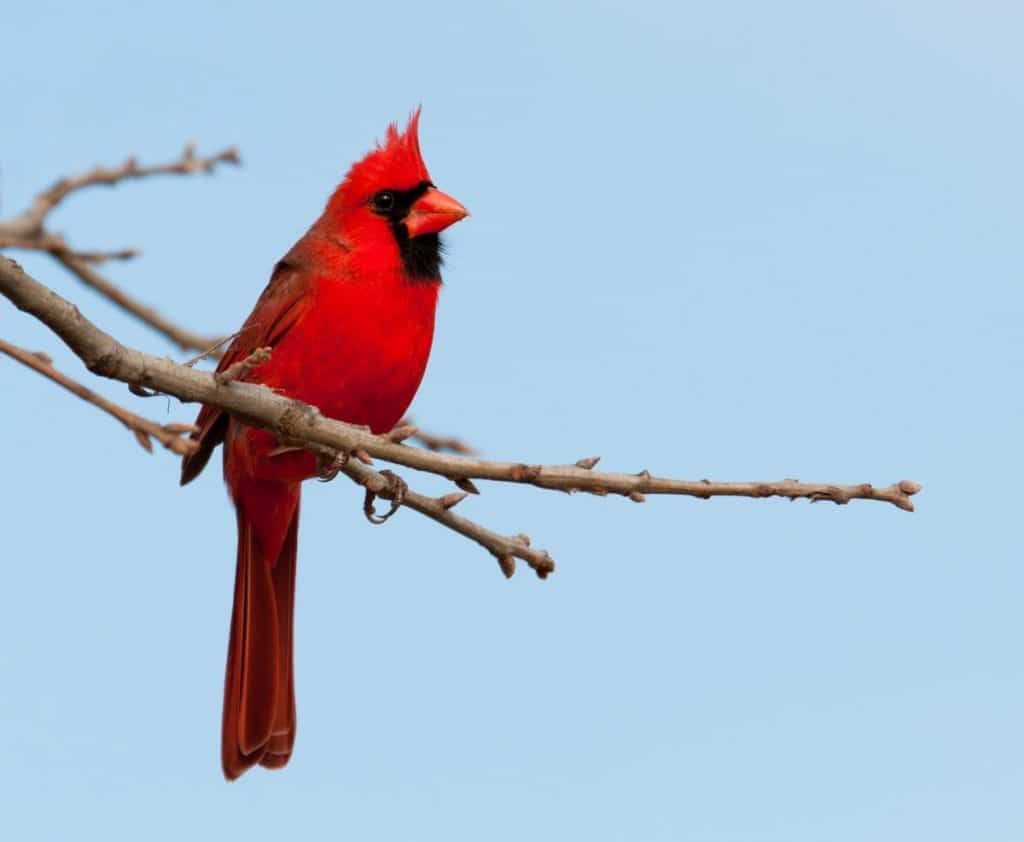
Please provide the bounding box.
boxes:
[180,111,467,780]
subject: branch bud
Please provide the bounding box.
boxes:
[438,492,469,510]
[387,425,419,444]
[497,556,516,578]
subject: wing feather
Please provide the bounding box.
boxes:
[180,256,311,485]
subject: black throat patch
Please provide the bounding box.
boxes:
[372,181,443,282]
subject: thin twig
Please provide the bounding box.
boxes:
[0,336,198,456]
[181,332,239,367]
[0,233,140,264]
[215,347,272,384]
[395,416,476,454]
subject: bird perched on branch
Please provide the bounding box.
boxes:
[180,111,468,779]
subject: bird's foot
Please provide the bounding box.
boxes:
[363,469,407,524]
[316,450,350,482]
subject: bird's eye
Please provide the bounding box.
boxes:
[372,191,396,213]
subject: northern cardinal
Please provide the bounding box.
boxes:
[180,111,467,780]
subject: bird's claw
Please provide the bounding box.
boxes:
[317,450,350,482]
[363,469,407,525]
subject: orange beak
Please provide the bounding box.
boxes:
[404,187,469,238]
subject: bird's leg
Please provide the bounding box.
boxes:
[363,469,407,524]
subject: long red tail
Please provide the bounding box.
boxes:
[222,495,299,780]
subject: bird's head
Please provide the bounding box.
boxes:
[326,109,468,281]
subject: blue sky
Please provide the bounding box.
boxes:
[2,1,1022,839]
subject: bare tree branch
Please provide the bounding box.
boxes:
[0,337,198,456]
[0,144,240,240]
[0,266,557,576]
[0,257,923,519]
[0,145,236,352]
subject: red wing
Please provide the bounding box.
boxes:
[180,258,311,485]
[215,259,310,377]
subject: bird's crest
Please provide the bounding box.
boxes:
[334,109,431,206]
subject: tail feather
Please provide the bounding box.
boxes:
[264,513,298,764]
[222,498,299,780]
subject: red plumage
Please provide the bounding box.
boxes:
[181,111,467,780]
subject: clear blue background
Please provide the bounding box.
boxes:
[2,1,1021,839]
